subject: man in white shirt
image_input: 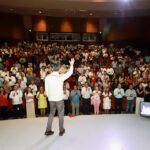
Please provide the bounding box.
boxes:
[81,82,92,114]
[5,72,16,87]
[45,58,74,136]
[78,73,87,85]
[11,64,18,75]
[29,80,37,96]
[9,84,24,119]
[1,68,9,78]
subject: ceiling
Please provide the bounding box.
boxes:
[0,0,150,17]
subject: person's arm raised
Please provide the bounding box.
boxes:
[62,58,75,81]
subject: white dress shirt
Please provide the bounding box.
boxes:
[25,93,34,103]
[81,87,92,99]
[5,76,16,86]
[40,69,47,80]
[63,90,70,100]
[9,90,23,105]
[11,67,18,75]
[78,76,86,85]
[45,65,73,101]
[29,84,37,96]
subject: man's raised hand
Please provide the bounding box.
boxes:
[69,58,75,65]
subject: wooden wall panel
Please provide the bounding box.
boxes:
[0,13,24,40]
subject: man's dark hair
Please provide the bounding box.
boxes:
[53,64,60,71]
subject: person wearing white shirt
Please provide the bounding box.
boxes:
[81,82,92,114]
[106,67,114,76]
[78,73,87,85]
[5,72,16,87]
[29,80,37,96]
[40,66,47,81]
[44,58,74,136]
[25,87,35,118]
[125,84,137,113]
[40,60,46,69]
[63,85,70,115]
[11,65,18,75]
[16,70,25,79]
[9,84,24,118]
[1,68,9,78]
[101,71,110,83]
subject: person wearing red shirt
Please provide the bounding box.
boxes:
[90,72,98,85]
[0,87,8,119]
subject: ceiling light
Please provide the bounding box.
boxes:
[38,10,42,14]
[79,10,87,12]
[89,13,93,16]
[9,8,14,11]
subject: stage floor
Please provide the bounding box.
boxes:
[0,114,149,150]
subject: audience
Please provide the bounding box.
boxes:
[0,42,150,119]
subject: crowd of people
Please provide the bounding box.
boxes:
[0,42,150,120]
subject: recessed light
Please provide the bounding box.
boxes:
[9,8,14,11]
[79,10,87,12]
[38,10,42,14]
[89,13,93,16]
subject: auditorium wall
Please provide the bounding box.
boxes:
[0,12,150,43]
[0,13,25,40]
[105,17,150,41]
[32,16,99,33]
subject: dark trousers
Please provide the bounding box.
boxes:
[82,98,90,114]
[64,100,69,115]
[13,104,24,118]
[1,106,8,119]
[115,98,122,114]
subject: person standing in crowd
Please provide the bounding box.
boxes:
[70,85,81,116]
[114,83,125,114]
[81,82,92,114]
[91,86,101,115]
[45,58,74,136]
[29,80,37,96]
[9,84,24,119]
[125,84,137,113]
[144,81,150,102]
[36,86,47,117]
[102,87,112,114]
[136,83,145,115]
[63,85,70,115]
[78,73,86,85]
[25,87,35,118]
[0,87,8,119]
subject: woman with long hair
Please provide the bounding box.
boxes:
[25,87,35,118]
[102,87,112,114]
[36,86,47,117]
